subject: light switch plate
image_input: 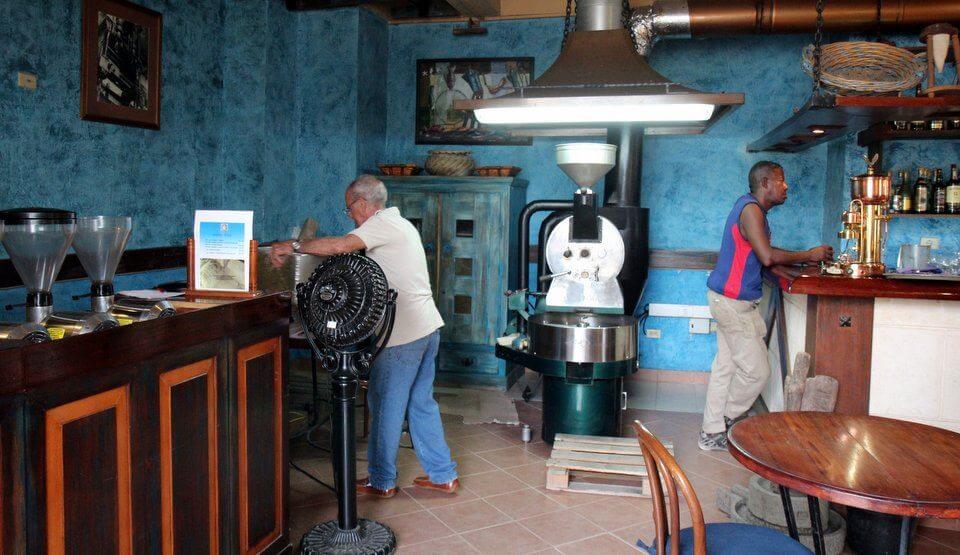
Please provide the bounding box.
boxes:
[17,71,36,90]
[645,329,661,339]
[920,237,940,250]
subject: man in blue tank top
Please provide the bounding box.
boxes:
[699,161,833,451]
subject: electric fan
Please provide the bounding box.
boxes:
[297,253,398,554]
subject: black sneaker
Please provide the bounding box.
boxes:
[724,412,754,431]
[698,430,728,451]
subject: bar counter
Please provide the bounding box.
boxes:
[788,273,960,301]
[779,274,960,433]
[0,293,291,554]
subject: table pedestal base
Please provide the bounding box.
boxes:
[846,508,914,555]
[778,488,914,555]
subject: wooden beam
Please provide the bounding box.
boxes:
[447,0,500,17]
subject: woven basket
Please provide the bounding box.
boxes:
[425,150,475,177]
[802,41,926,95]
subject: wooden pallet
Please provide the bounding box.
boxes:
[546,433,674,498]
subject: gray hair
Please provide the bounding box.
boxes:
[346,174,388,207]
[748,161,783,193]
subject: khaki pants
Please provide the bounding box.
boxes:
[701,289,770,434]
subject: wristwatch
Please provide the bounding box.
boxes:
[291,241,302,253]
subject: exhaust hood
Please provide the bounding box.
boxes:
[454,0,743,135]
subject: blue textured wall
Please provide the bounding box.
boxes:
[4,5,958,368]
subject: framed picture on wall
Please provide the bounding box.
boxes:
[81,0,162,129]
[416,57,534,146]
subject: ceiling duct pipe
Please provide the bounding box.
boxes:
[634,0,960,53]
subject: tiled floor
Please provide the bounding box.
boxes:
[289,403,960,554]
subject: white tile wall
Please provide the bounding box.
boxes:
[870,299,960,433]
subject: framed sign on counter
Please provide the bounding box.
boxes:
[185,210,261,300]
[81,0,162,129]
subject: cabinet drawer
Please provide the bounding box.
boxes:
[438,343,500,376]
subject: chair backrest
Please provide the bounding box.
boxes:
[633,420,707,555]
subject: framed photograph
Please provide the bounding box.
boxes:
[416,57,534,146]
[81,0,162,129]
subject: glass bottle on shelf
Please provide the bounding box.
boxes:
[947,164,960,214]
[891,171,906,213]
[901,169,913,213]
[934,168,947,214]
[914,167,931,214]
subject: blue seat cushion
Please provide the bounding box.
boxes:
[636,522,813,555]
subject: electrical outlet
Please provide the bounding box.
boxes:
[689,318,711,334]
[920,237,940,250]
[645,329,661,339]
[17,71,36,90]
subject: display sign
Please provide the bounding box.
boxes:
[192,210,253,292]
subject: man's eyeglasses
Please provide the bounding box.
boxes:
[342,198,363,215]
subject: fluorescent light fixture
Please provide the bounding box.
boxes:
[474,103,716,125]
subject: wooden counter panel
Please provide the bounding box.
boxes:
[789,274,960,301]
[805,296,874,415]
[45,386,132,555]
[160,359,218,555]
[237,338,284,554]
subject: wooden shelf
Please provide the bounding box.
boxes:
[858,124,960,147]
[748,94,960,153]
[891,212,960,218]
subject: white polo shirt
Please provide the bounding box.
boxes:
[348,207,444,347]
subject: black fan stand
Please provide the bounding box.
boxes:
[297,254,399,555]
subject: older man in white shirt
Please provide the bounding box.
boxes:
[271,175,458,499]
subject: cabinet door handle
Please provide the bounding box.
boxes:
[460,357,474,367]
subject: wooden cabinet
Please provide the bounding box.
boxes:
[0,294,291,554]
[382,177,527,389]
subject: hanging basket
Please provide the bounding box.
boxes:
[802,41,926,96]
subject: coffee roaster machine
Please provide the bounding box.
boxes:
[496,131,649,443]
[0,209,173,340]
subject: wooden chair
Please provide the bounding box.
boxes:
[632,421,812,555]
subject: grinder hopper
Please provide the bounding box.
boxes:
[72,216,132,312]
[0,208,77,323]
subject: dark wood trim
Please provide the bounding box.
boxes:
[789,274,960,301]
[0,246,186,290]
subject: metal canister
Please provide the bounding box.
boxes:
[521,424,532,443]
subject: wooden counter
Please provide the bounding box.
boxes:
[788,274,960,301]
[0,293,291,554]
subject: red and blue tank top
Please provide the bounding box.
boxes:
[707,194,769,301]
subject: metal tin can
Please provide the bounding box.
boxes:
[521,424,532,443]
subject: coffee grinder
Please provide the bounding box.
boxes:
[831,155,892,278]
[72,216,175,323]
[0,208,118,338]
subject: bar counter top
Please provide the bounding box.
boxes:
[787,273,960,301]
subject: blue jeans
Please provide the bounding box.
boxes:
[366,331,457,490]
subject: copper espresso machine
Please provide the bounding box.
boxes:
[832,155,892,278]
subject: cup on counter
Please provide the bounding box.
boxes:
[897,244,932,272]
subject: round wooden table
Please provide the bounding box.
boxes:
[728,412,960,555]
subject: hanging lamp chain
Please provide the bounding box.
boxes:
[813,0,825,95]
[561,0,575,49]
